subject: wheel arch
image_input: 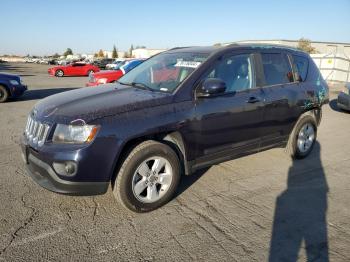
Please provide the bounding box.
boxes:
[110,131,189,187]
[0,83,11,97]
[301,107,322,126]
[55,68,64,75]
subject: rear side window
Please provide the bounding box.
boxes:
[261,53,293,86]
[292,55,309,81]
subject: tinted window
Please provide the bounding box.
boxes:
[72,63,85,67]
[292,55,309,81]
[204,54,254,92]
[261,53,293,86]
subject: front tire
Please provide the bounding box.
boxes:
[113,140,181,212]
[55,69,64,77]
[0,85,9,103]
[286,114,317,159]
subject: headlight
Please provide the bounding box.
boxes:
[53,124,100,144]
[9,79,20,85]
[97,78,108,84]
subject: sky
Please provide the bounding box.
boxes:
[1,0,350,56]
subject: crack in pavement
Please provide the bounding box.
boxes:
[0,188,37,257]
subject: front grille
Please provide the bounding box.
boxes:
[24,116,50,147]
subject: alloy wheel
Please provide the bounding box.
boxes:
[297,123,315,153]
[131,157,173,203]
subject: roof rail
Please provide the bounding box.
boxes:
[168,46,196,51]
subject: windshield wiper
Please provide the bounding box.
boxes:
[117,81,155,92]
[117,81,132,86]
[131,82,154,91]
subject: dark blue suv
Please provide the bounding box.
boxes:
[0,73,27,102]
[21,44,329,212]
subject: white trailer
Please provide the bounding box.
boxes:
[311,54,350,83]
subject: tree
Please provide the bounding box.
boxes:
[112,45,118,58]
[94,53,98,58]
[98,49,104,57]
[52,53,60,58]
[129,44,134,57]
[213,43,222,47]
[63,48,73,56]
[297,38,317,54]
[124,51,130,58]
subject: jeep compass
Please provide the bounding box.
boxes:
[21,44,329,212]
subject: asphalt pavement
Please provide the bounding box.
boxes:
[0,63,349,261]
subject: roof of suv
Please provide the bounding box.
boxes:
[166,43,307,56]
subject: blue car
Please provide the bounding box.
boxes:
[0,73,27,102]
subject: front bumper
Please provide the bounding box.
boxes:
[337,92,350,111]
[48,69,55,76]
[20,139,109,195]
[11,84,27,97]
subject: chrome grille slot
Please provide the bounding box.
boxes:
[24,116,50,147]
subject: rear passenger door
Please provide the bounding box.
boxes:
[258,52,301,149]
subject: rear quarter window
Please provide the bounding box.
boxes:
[292,55,309,82]
[261,53,294,86]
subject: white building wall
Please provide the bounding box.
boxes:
[132,48,166,58]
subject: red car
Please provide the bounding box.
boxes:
[48,62,100,77]
[86,59,144,86]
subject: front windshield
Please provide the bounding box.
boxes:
[118,52,210,93]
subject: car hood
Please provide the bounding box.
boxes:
[33,84,173,124]
[0,73,20,80]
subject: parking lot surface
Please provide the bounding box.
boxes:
[0,63,350,261]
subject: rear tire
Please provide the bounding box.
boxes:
[55,69,64,77]
[113,140,181,212]
[0,85,9,103]
[286,113,317,159]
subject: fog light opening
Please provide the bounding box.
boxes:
[65,162,76,175]
[53,161,77,177]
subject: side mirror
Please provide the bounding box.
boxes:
[197,78,227,98]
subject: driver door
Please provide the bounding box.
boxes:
[191,52,266,168]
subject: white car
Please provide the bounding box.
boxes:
[105,59,127,70]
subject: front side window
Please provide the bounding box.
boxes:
[203,54,254,93]
[261,53,293,86]
[118,52,209,93]
[292,55,309,81]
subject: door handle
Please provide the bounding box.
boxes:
[246,96,260,103]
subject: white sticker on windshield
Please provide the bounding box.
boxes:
[174,61,201,68]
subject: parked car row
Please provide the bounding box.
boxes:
[92,58,115,69]
[25,57,55,64]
